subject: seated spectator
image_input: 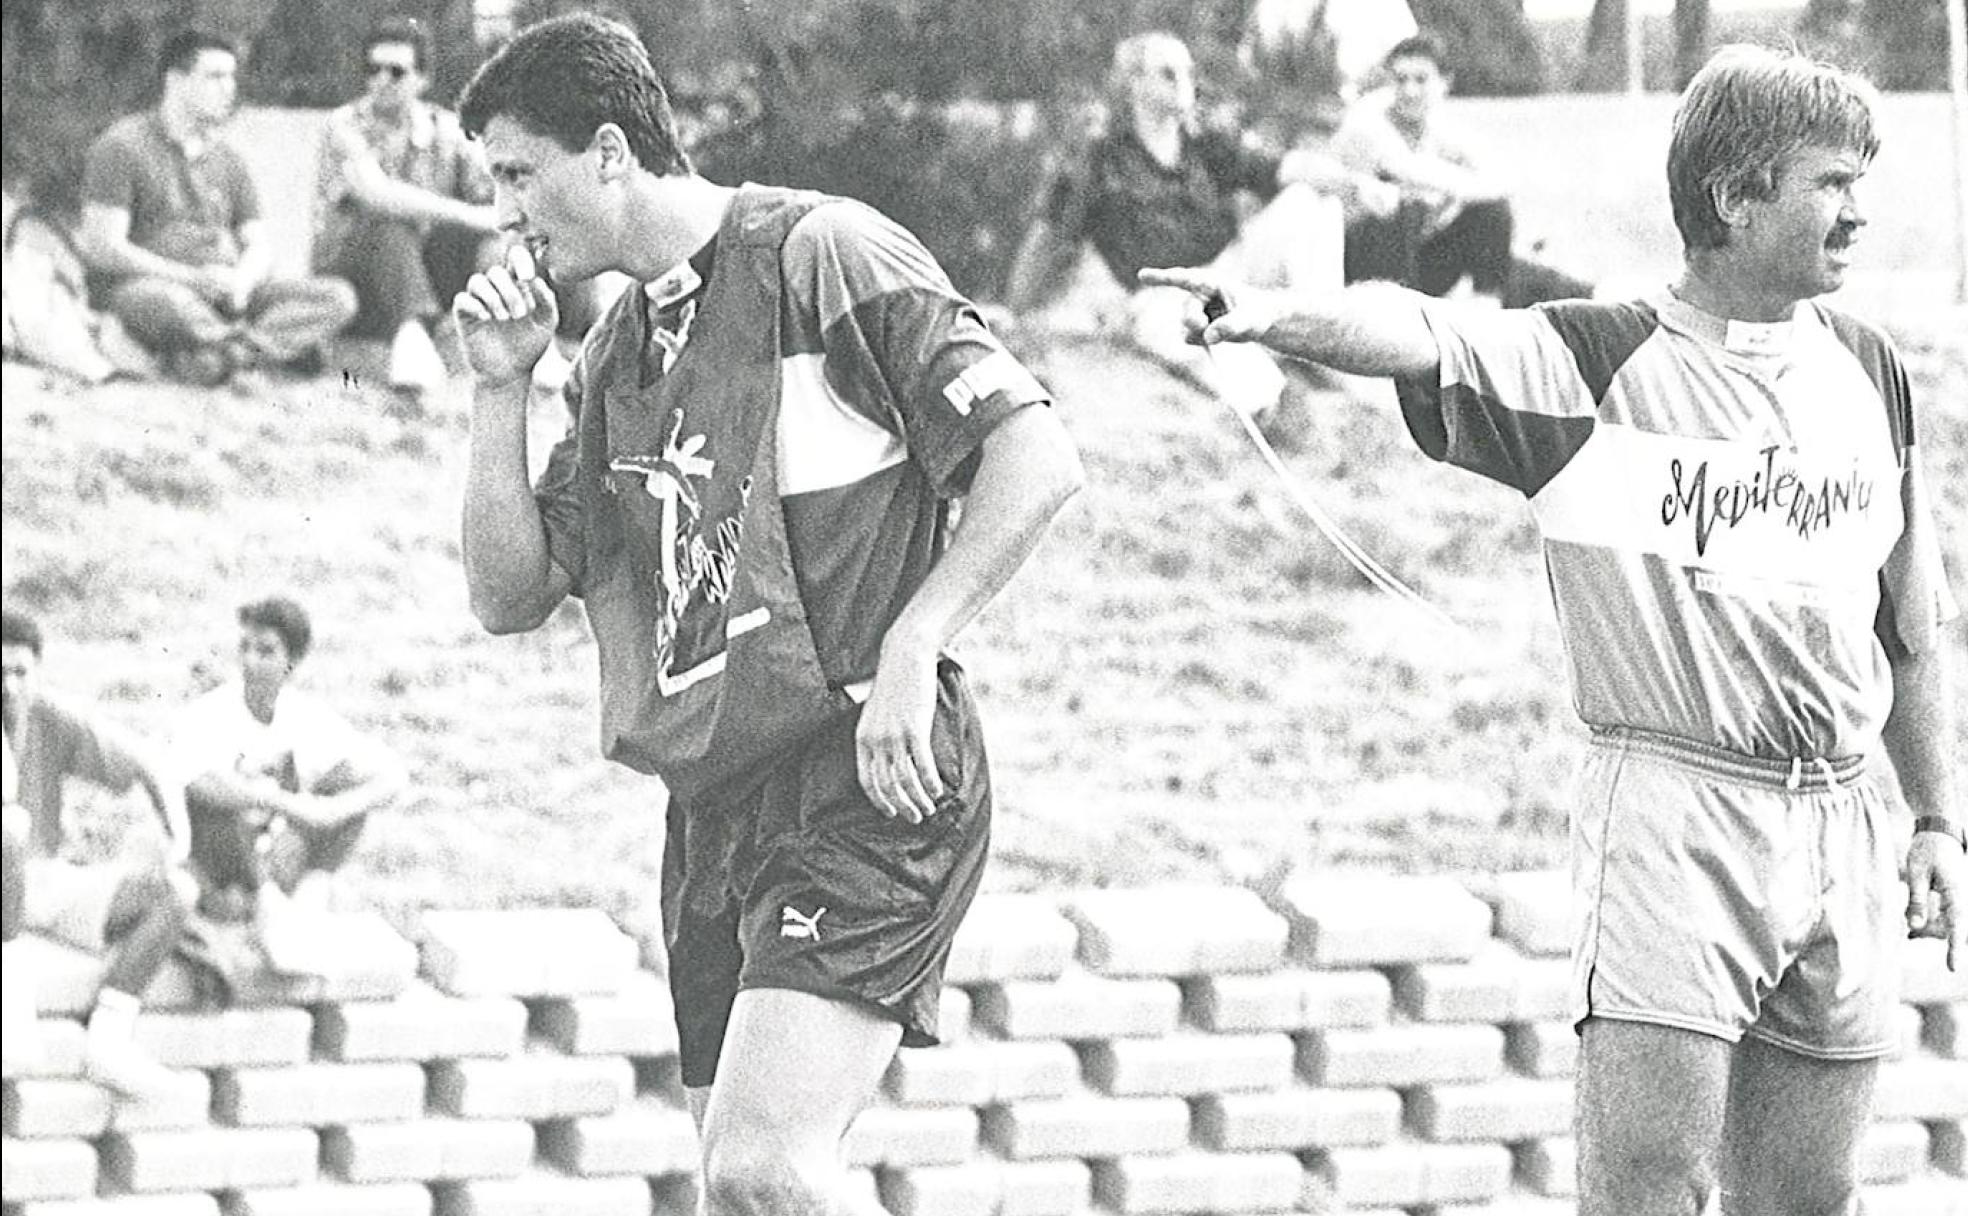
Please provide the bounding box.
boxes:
[1332,32,1592,307]
[1,609,191,1096]
[175,597,403,974]
[1003,30,1361,417]
[1,165,156,385]
[313,17,500,403]
[78,30,357,386]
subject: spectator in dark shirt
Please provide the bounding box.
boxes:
[78,30,356,385]
[1003,30,1378,416]
[2,609,190,1097]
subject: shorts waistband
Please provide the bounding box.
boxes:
[1587,725,1866,792]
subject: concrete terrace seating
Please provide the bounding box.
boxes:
[4,876,1965,1215]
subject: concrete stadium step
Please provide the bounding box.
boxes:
[1193,1086,1403,1151]
[943,894,1078,984]
[1299,1022,1507,1088]
[529,972,677,1057]
[1089,1149,1303,1214]
[213,1061,427,1127]
[428,1172,651,1216]
[1062,886,1287,978]
[323,1118,534,1184]
[314,984,528,1063]
[970,971,1182,1040]
[882,1038,1079,1107]
[1279,874,1495,968]
[416,910,638,999]
[536,1102,696,1178]
[1078,1031,1295,1097]
[99,1125,319,1193]
[5,1069,210,1137]
[877,1158,1091,1216]
[427,1052,633,1121]
[981,1094,1190,1161]
[1182,968,1392,1033]
[227,1182,433,1216]
[1305,1141,1514,1209]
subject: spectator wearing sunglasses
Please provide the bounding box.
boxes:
[313,17,499,406]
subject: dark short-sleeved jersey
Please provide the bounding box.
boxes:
[4,697,150,857]
[1042,125,1282,287]
[1397,293,1957,759]
[82,112,260,272]
[534,192,1050,696]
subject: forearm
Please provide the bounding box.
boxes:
[84,233,199,285]
[462,381,565,632]
[1258,281,1440,377]
[881,408,1084,665]
[353,176,498,232]
[1882,643,1961,823]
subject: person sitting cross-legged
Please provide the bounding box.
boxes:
[313,17,502,405]
[174,596,404,974]
[78,30,356,385]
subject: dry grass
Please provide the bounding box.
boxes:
[3,295,1964,937]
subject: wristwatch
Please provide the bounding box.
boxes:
[1913,816,1968,853]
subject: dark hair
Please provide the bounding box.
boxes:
[364,16,429,72]
[159,29,237,79]
[1383,32,1449,74]
[237,596,313,664]
[1668,45,1880,251]
[458,12,690,176]
[1,609,45,658]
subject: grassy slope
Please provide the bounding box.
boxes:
[6,303,1961,940]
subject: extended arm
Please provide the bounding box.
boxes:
[856,407,1084,821]
[328,120,499,232]
[1887,641,1965,968]
[1136,266,1440,379]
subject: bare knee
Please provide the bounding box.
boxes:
[1581,1117,1718,1214]
[700,1140,833,1216]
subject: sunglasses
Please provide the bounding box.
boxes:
[368,62,413,80]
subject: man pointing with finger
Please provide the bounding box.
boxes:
[1145,45,1961,1216]
[451,15,1082,1213]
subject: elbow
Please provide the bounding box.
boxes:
[470,591,554,636]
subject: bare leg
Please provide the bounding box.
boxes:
[1577,1018,1731,1216]
[690,988,900,1216]
[1717,1035,1877,1216]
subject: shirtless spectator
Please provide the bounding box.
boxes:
[1003,30,1365,417]
[1333,32,1592,306]
[314,17,500,404]
[2,609,191,1097]
[176,597,403,973]
[79,30,356,385]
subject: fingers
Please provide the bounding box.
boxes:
[856,723,945,826]
[1137,266,1220,297]
[457,243,547,324]
[1907,852,1935,934]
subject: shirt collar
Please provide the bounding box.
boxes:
[644,238,718,311]
[1654,290,1806,358]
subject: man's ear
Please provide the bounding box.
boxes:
[1711,177,1755,231]
[592,123,635,181]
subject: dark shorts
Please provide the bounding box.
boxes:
[661,659,992,1089]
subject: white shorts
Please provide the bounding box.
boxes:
[1571,726,1900,1060]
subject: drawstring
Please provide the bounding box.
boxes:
[1784,755,1841,792]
